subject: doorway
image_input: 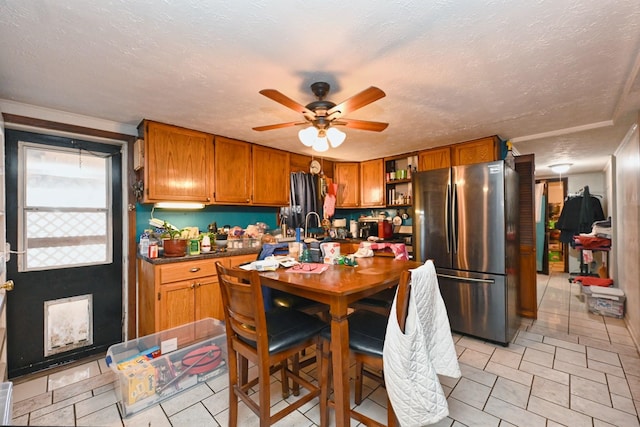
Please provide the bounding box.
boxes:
[546,180,567,272]
[536,177,568,274]
[4,129,123,378]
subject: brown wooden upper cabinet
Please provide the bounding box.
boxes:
[251,145,290,206]
[213,136,252,204]
[139,120,213,203]
[335,162,360,208]
[451,136,500,166]
[418,146,451,171]
[360,158,385,207]
[418,136,499,171]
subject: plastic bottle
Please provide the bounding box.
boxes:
[139,236,149,256]
[189,239,200,255]
[505,140,515,170]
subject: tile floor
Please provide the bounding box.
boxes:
[10,271,640,426]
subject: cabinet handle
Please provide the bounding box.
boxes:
[190,283,196,289]
[190,267,200,273]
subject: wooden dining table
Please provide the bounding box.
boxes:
[258,256,422,427]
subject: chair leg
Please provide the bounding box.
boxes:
[228,350,239,427]
[388,394,399,427]
[258,360,271,427]
[280,358,290,399]
[319,338,332,427]
[292,353,301,396]
[354,360,364,405]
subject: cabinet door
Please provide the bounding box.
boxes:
[451,136,499,166]
[360,159,384,207]
[159,279,196,331]
[418,147,451,171]
[515,154,538,318]
[335,162,360,208]
[194,276,222,321]
[142,120,213,202]
[252,145,290,205]
[214,136,252,204]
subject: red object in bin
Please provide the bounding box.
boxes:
[181,345,223,374]
[574,276,614,287]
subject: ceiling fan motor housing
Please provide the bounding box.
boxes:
[310,81,331,99]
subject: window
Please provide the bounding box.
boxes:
[18,142,113,271]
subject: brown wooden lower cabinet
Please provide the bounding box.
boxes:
[138,253,257,335]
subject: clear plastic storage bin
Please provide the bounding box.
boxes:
[106,318,227,417]
[0,382,13,425]
[585,286,625,318]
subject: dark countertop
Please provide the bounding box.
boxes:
[333,238,407,244]
[138,247,261,265]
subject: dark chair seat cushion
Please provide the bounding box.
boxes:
[241,307,327,354]
[321,310,388,357]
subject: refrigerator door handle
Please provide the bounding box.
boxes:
[437,273,495,284]
[445,183,451,254]
[452,183,458,253]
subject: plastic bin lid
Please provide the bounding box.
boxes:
[589,286,624,297]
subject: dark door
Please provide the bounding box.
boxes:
[5,129,123,378]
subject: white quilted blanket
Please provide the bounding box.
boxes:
[383,260,461,426]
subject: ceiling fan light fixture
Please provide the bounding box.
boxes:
[312,135,329,152]
[326,127,346,148]
[549,163,572,174]
[298,126,316,147]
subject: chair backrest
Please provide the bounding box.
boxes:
[395,270,412,333]
[215,261,268,349]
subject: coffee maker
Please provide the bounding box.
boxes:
[358,219,378,239]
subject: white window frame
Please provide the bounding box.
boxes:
[17,141,114,272]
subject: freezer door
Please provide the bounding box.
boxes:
[412,168,452,267]
[452,161,506,274]
[437,270,512,344]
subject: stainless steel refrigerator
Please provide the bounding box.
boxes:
[413,160,519,345]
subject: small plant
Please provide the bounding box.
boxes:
[161,221,186,240]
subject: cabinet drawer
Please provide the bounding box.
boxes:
[159,260,216,283]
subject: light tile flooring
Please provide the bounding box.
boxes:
[10,272,640,426]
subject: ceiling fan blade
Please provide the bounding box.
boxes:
[327,86,386,117]
[252,121,307,131]
[259,89,315,117]
[333,118,389,132]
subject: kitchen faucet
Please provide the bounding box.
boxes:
[304,211,321,239]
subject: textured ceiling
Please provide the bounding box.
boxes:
[1,0,640,177]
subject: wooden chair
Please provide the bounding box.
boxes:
[348,252,400,316]
[215,261,328,426]
[348,285,397,316]
[320,270,411,427]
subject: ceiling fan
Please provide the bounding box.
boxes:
[252,82,388,151]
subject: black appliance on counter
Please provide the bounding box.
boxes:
[357,218,378,239]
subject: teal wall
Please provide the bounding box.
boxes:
[135,203,279,240]
[135,205,413,241]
